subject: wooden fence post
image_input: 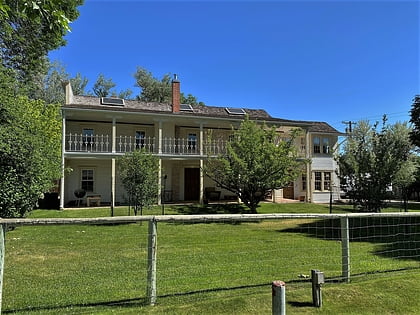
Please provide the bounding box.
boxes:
[340,217,350,282]
[146,218,158,305]
[0,224,5,314]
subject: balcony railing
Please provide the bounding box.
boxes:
[65,134,227,156]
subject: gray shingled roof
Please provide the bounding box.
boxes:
[64,95,342,134]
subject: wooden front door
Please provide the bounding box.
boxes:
[184,168,200,201]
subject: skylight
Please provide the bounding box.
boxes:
[225,107,246,115]
[180,104,194,111]
[101,97,125,106]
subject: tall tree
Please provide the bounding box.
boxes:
[204,117,304,213]
[133,66,204,104]
[92,73,116,97]
[0,65,62,217]
[110,88,133,100]
[337,118,414,212]
[0,0,83,94]
[134,67,172,102]
[409,95,420,148]
[393,157,417,211]
[181,93,205,106]
[119,150,159,215]
[37,61,88,104]
[70,72,89,96]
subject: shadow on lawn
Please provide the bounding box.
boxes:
[281,216,420,262]
[4,283,272,314]
[173,203,247,215]
[3,297,149,314]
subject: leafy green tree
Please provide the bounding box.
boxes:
[0,0,83,93]
[409,95,420,148]
[134,66,204,104]
[110,88,133,100]
[181,93,205,106]
[393,157,417,211]
[337,118,414,212]
[407,155,420,201]
[0,66,62,217]
[204,117,304,213]
[70,72,89,96]
[92,73,116,97]
[134,67,171,102]
[39,61,88,104]
[119,150,159,215]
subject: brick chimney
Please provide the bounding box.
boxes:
[171,74,180,113]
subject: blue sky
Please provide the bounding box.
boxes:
[49,0,419,132]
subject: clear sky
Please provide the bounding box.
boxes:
[49,0,419,132]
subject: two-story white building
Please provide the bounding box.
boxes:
[59,77,342,208]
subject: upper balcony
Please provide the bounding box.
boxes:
[64,133,227,156]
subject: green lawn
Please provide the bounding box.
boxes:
[3,202,420,314]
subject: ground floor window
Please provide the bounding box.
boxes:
[314,171,331,191]
[81,169,94,192]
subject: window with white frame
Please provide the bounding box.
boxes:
[313,136,320,154]
[323,172,331,190]
[322,137,330,154]
[300,137,306,154]
[302,173,307,191]
[313,171,331,191]
[81,169,94,192]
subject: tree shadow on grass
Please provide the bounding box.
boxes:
[172,203,247,215]
[281,216,420,262]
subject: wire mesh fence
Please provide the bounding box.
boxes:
[1,213,420,312]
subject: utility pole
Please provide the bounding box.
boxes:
[342,121,357,134]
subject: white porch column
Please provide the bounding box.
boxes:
[306,129,312,203]
[111,118,116,208]
[158,159,162,206]
[199,159,204,204]
[112,118,116,153]
[59,111,66,209]
[199,123,204,155]
[158,121,163,154]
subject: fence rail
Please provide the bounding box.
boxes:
[1,212,420,312]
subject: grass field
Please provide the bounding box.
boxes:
[3,202,420,314]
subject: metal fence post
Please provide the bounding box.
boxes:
[0,224,5,314]
[340,217,350,282]
[311,269,324,307]
[272,280,286,315]
[146,218,158,305]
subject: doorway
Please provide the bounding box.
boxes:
[283,183,294,199]
[184,168,200,201]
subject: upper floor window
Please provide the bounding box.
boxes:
[82,128,94,145]
[323,137,330,154]
[188,133,197,150]
[313,137,320,154]
[135,131,145,149]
